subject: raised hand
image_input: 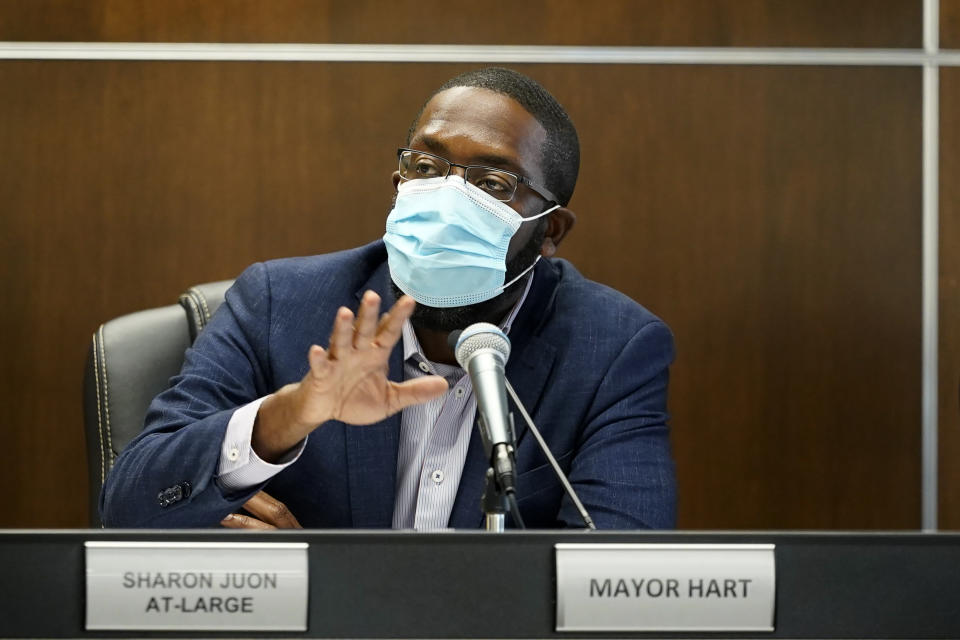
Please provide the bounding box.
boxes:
[251,291,448,462]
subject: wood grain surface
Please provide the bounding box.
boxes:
[0,0,922,48]
[0,59,923,528]
[943,0,960,48]
[939,68,960,529]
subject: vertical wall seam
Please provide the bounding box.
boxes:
[922,0,940,531]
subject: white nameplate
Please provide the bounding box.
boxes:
[556,543,775,632]
[85,541,308,631]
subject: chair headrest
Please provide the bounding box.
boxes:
[178,279,234,342]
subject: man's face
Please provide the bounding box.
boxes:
[390,86,553,332]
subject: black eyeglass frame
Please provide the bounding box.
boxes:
[397,147,558,205]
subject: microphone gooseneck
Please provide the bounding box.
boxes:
[503,378,596,530]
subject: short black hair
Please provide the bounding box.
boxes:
[407,67,580,207]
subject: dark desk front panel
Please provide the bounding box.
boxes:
[0,530,958,639]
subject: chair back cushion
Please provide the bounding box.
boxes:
[83,279,234,526]
[83,305,191,525]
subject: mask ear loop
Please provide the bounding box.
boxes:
[498,255,542,293]
[498,203,559,290]
[525,203,561,221]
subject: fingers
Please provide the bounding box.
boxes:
[239,491,303,529]
[353,291,381,350]
[327,292,413,356]
[388,376,449,413]
[327,306,355,359]
[220,513,276,530]
[374,295,415,349]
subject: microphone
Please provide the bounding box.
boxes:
[449,323,517,495]
[449,323,596,530]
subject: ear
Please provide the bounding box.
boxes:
[540,207,576,258]
[391,170,402,191]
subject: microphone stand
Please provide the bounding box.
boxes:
[479,414,523,531]
[482,467,507,532]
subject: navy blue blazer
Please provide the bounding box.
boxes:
[101,241,676,529]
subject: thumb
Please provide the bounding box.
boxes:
[307,344,331,377]
[388,376,449,413]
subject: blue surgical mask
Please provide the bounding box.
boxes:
[384,175,559,308]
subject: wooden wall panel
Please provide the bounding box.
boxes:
[939,68,960,529]
[0,61,922,528]
[0,0,922,48]
[0,61,421,527]
[549,65,923,529]
[942,0,960,48]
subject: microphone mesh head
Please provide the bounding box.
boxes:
[454,322,511,367]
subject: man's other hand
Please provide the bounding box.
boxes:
[220,491,302,529]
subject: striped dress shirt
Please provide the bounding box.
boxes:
[391,274,532,529]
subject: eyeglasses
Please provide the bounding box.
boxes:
[397,148,557,204]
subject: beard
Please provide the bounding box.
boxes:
[389,220,547,333]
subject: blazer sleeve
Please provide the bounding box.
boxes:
[99,263,275,528]
[561,319,677,529]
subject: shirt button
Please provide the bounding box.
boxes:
[418,361,430,373]
[227,447,240,462]
[431,470,444,484]
[455,387,465,398]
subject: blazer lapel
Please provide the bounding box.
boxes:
[500,258,559,449]
[506,334,557,447]
[448,261,559,528]
[344,264,403,528]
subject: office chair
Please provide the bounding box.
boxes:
[82,280,234,527]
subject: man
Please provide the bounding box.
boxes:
[101,67,676,530]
